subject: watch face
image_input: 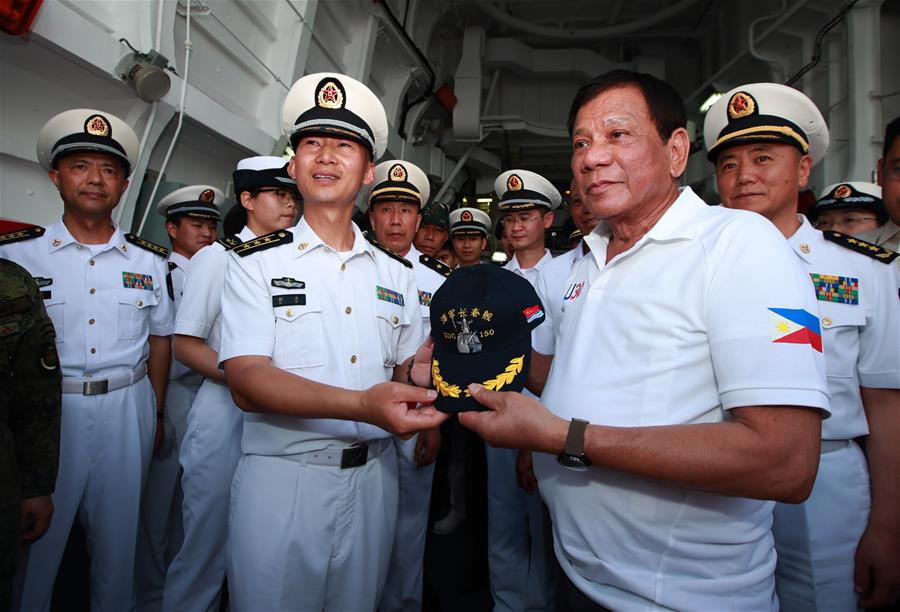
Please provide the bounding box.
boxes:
[557,453,590,472]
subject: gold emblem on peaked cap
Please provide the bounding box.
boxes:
[461,210,473,222]
[833,184,852,199]
[84,114,111,137]
[199,189,215,202]
[389,163,407,182]
[507,174,523,192]
[317,80,344,109]
[727,92,756,121]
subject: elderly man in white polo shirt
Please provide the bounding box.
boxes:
[459,69,829,611]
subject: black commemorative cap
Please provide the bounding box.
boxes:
[430,264,546,413]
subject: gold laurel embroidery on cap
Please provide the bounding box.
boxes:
[507,174,523,192]
[461,210,473,222]
[727,92,756,120]
[389,163,407,182]
[480,356,524,392]
[833,184,852,199]
[317,81,343,109]
[432,360,463,398]
[199,189,215,202]
[84,114,111,137]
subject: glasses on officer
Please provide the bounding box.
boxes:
[254,188,301,205]
[813,213,880,232]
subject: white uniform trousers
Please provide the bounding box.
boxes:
[161,379,242,612]
[773,440,870,612]
[18,378,155,612]
[227,439,399,612]
[485,445,556,612]
[136,376,200,608]
[379,434,435,612]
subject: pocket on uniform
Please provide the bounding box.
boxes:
[117,290,158,340]
[820,307,866,378]
[272,293,326,368]
[375,299,410,367]
[43,291,66,342]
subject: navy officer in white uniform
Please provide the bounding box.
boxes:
[486,169,559,612]
[162,157,299,612]
[137,183,224,608]
[362,159,447,612]
[706,83,900,611]
[0,109,173,612]
[219,73,447,611]
[459,69,829,612]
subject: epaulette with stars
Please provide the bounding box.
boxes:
[0,225,45,245]
[419,254,452,277]
[823,231,899,264]
[216,235,243,250]
[125,233,169,258]
[363,231,413,269]
[232,230,292,257]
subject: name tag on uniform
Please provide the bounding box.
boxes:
[122,271,154,290]
[810,273,858,305]
[376,286,404,306]
[418,290,432,307]
[273,294,306,307]
[271,277,305,289]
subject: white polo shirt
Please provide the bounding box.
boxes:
[219,217,423,455]
[788,216,900,439]
[534,187,829,611]
[0,219,174,378]
[505,249,555,356]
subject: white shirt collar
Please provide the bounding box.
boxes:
[47,218,129,259]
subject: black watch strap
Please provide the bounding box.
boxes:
[563,418,589,456]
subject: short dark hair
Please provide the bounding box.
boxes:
[567,70,687,142]
[883,116,900,159]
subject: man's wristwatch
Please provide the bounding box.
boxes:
[557,418,592,471]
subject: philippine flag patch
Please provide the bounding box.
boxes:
[522,304,544,324]
[768,308,822,352]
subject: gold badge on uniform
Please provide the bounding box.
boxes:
[199,188,215,202]
[833,184,852,199]
[461,210,473,222]
[317,80,344,109]
[727,92,756,120]
[507,174,523,192]
[84,114,111,137]
[389,163,407,182]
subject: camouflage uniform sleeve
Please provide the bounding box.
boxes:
[2,260,62,499]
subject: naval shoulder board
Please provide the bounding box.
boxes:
[232,230,292,257]
[823,231,899,264]
[419,254,452,277]
[363,231,413,269]
[125,233,169,258]
[216,235,244,250]
[0,225,45,245]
